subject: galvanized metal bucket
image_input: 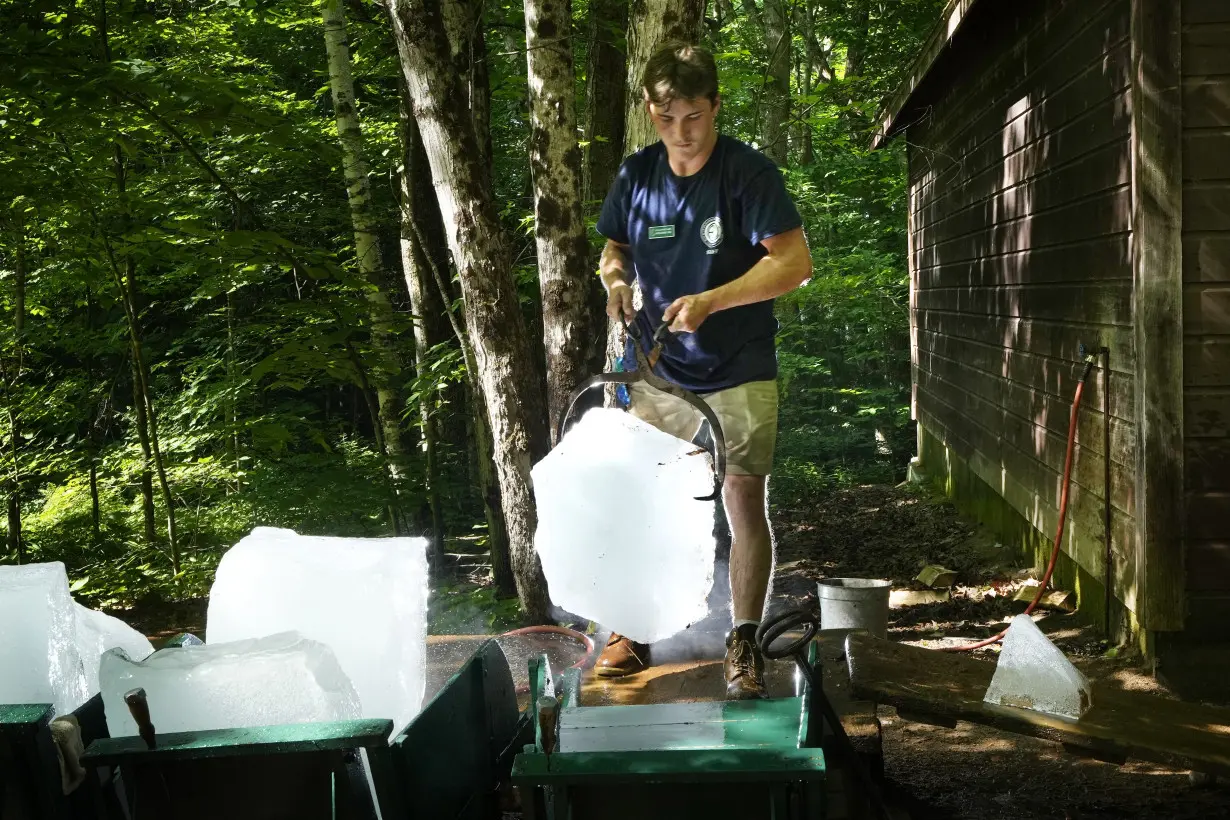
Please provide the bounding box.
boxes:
[817,578,892,639]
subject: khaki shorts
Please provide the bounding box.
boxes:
[628,380,779,476]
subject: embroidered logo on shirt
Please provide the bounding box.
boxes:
[648,225,675,239]
[700,216,723,252]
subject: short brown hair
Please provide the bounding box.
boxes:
[642,42,718,106]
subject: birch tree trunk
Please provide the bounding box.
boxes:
[432,0,514,590]
[391,0,552,622]
[525,0,595,442]
[761,0,791,166]
[322,0,410,526]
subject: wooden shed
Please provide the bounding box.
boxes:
[877,0,1230,689]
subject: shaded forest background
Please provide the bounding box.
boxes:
[0,0,941,617]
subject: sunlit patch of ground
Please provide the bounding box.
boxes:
[771,482,1230,819]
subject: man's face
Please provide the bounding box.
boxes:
[646,95,720,165]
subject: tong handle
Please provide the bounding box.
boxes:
[623,314,671,346]
[124,687,157,750]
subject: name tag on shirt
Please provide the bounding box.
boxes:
[648,225,675,239]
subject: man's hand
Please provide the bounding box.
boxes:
[606,281,635,322]
[600,239,635,322]
[663,292,715,333]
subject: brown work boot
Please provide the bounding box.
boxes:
[724,624,768,700]
[594,633,649,677]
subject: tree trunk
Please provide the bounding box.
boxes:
[761,0,791,165]
[112,143,177,570]
[525,0,595,443]
[443,0,493,179]
[6,230,25,562]
[623,0,706,155]
[89,461,101,541]
[403,114,514,590]
[130,359,157,545]
[6,495,20,563]
[86,287,103,542]
[226,290,241,493]
[397,90,448,559]
[435,0,511,575]
[844,0,868,80]
[584,0,628,209]
[323,0,410,526]
[798,0,817,166]
[605,0,705,392]
[124,270,180,573]
[584,0,628,383]
[391,0,552,622]
[470,380,514,594]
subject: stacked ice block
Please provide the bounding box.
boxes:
[0,563,91,714]
[0,562,153,715]
[75,603,154,695]
[206,527,431,734]
[100,631,360,737]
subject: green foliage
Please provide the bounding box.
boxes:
[429,580,523,634]
[702,0,941,508]
[0,0,943,627]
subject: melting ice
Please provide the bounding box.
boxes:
[533,408,716,644]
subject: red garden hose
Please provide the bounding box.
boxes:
[497,625,595,692]
[942,355,1097,652]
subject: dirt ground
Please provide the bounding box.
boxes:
[772,483,1230,820]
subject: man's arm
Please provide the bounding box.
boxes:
[600,239,636,321]
[664,227,811,332]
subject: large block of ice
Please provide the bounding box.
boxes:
[206,527,430,734]
[983,614,1092,719]
[75,604,154,696]
[532,408,716,644]
[100,631,360,738]
[0,562,90,714]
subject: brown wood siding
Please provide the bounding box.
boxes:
[1182,0,1230,606]
[907,0,1139,608]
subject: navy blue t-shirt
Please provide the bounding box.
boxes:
[597,135,803,393]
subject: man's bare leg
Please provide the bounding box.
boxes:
[725,473,773,621]
[722,473,773,699]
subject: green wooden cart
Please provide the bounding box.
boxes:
[1,695,124,820]
[7,629,847,819]
[511,650,827,820]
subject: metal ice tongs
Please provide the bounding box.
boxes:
[556,313,727,501]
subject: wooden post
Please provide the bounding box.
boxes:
[1130,0,1184,632]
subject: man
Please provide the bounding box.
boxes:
[594,42,811,699]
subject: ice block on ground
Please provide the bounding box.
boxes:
[532,408,716,644]
[0,562,90,714]
[100,631,360,738]
[75,603,154,696]
[206,527,430,734]
[983,614,1092,719]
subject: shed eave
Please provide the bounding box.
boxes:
[870,0,985,149]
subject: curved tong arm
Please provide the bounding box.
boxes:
[555,316,727,501]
